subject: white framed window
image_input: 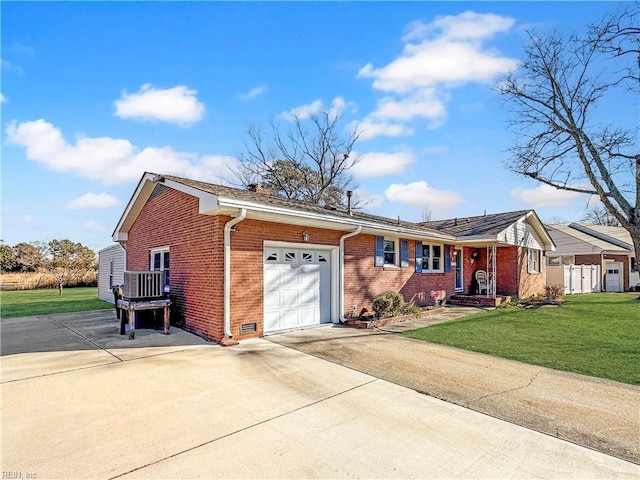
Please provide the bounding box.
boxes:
[109,260,114,288]
[383,239,396,266]
[416,242,444,273]
[547,256,561,267]
[150,247,170,287]
[527,248,542,273]
[547,255,574,267]
[375,236,409,268]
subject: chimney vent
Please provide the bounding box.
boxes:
[346,190,353,215]
[247,184,271,195]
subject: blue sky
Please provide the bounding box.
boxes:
[1,1,633,251]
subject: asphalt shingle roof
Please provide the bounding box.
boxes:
[421,210,533,237]
[160,174,448,236]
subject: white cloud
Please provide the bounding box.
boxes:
[354,187,384,211]
[353,119,414,141]
[67,192,120,209]
[280,99,323,121]
[83,221,105,232]
[1,58,24,76]
[0,92,6,103]
[238,85,267,101]
[510,184,584,207]
[5,119,239,185]
[403,11,515,42]
[22,214,37,224]
[385,181,463,214]
[370,90,446,122]
[358,37,518,93]
[355,11,517,140]
[114,83,205,125]
[351,151,414,178]
[279,97,350,121]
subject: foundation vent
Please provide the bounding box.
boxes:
[240,323,257,334]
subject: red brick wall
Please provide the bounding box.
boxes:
[518,247,547,298]
[460,246,546,297]
[227,220,344,339]
[126,188,224,342]
[343,235,455,312]
[575,254,601,265]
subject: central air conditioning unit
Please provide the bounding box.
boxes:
[122,271,165,300]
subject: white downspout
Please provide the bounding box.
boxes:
[224,208,247,339]
[339,226,362,323]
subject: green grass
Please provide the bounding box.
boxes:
[0,287,112,318]
[403,293,640,385]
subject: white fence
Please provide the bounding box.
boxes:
[547,265,601,294]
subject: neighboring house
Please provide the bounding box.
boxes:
[112,173,554,344]
[97,243,126,303]
[546,223,638,292]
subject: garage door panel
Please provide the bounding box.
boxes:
[264,247,331,333]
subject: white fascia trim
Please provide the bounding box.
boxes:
[217,197,454,242]
[455,236,500,244]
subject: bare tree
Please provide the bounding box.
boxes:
[497,4,640,271]
[237,111,363,208]
[420,204,433,222]
[581,204,621,226]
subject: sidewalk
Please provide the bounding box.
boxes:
[269,306,640,465]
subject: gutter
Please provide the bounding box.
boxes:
[339,226,362,323]
[223,208,247,342]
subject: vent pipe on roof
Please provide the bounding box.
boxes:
[346,190,353,216]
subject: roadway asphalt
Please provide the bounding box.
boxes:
[1,309,638,479]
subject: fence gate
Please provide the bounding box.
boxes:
[547,265,601,294]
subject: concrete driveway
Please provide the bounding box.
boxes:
[2,311,638,479]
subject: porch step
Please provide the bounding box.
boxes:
[449,295,511,308]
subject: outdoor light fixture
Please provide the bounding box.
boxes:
[302,231,310,242]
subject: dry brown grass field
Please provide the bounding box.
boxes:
[0,271,97,290]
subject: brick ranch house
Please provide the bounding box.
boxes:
[112,173,555,344]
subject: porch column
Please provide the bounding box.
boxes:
[486,244,496,298]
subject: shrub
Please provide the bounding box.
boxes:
[545,284,565,303]
[372,291,404,318]
[403,305,423,315]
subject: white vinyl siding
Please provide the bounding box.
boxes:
[97,244,126,303]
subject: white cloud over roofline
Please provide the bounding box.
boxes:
[350,151,414,178]
[5,119,239,185]
[114,83,205,126]
[510,184,585,208]
[385,180,463,216]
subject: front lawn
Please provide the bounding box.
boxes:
[403,293,640,385]
[0,287,112,318]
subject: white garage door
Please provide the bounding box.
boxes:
[264,247,331,333]
[605,263,622,292]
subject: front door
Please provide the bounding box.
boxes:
[454,248,463,291]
